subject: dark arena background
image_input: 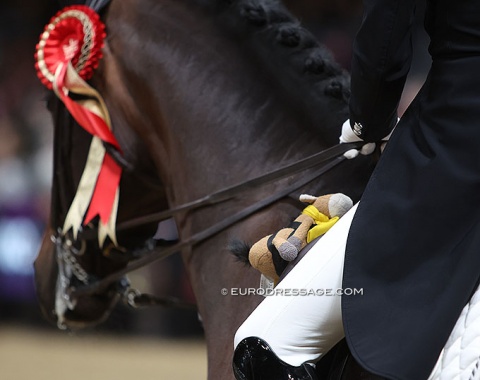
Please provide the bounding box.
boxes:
[0,1,429,379]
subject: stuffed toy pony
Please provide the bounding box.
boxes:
[248,193,353,284]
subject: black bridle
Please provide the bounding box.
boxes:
[54,141,362,311]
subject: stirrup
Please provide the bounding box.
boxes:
[233,336,319,380]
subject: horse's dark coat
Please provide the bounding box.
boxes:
[35,0,377,378]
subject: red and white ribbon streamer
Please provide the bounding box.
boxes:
[35,5,121,246]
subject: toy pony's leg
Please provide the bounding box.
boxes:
[233,204,359,379]
[233,336,318,379]
[272,218,313,261]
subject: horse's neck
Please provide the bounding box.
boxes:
[104,0,342,203]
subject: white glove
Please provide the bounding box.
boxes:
[339,119,398,159]
[339,120,376,159]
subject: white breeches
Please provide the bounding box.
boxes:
[234,203,359,367]
[234,201,480,378]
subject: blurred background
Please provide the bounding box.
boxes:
[0,0,430,379]
[0,1,55,322]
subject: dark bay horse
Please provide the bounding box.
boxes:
[34,0,376,378]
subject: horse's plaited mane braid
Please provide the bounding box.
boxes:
[219,0,348,97]
[193,0,350,142]
[55,0,350,104]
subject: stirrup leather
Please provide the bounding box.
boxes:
[233,336,318,379]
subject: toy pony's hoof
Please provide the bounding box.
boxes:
[287,236,303,251]
[278,240,299,261]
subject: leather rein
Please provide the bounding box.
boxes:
[54,141,362,312]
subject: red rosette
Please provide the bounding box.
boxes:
[35,5,106,89]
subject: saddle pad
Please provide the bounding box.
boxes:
[428,284,480,380]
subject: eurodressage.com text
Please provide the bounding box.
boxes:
[222,288,364,297]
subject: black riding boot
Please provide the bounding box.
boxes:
[233,336,319,380]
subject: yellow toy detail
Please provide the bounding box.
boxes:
[248,193,353,284]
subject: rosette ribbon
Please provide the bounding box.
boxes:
[35,6,121,246]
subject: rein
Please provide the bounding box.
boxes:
[89,141,363,236]
[67,142,362,302]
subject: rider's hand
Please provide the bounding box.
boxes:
[339,119,397,159]
[339,120,375,159]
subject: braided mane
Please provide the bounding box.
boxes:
[193,0,350,142]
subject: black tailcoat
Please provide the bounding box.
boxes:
[342,1,480,379]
